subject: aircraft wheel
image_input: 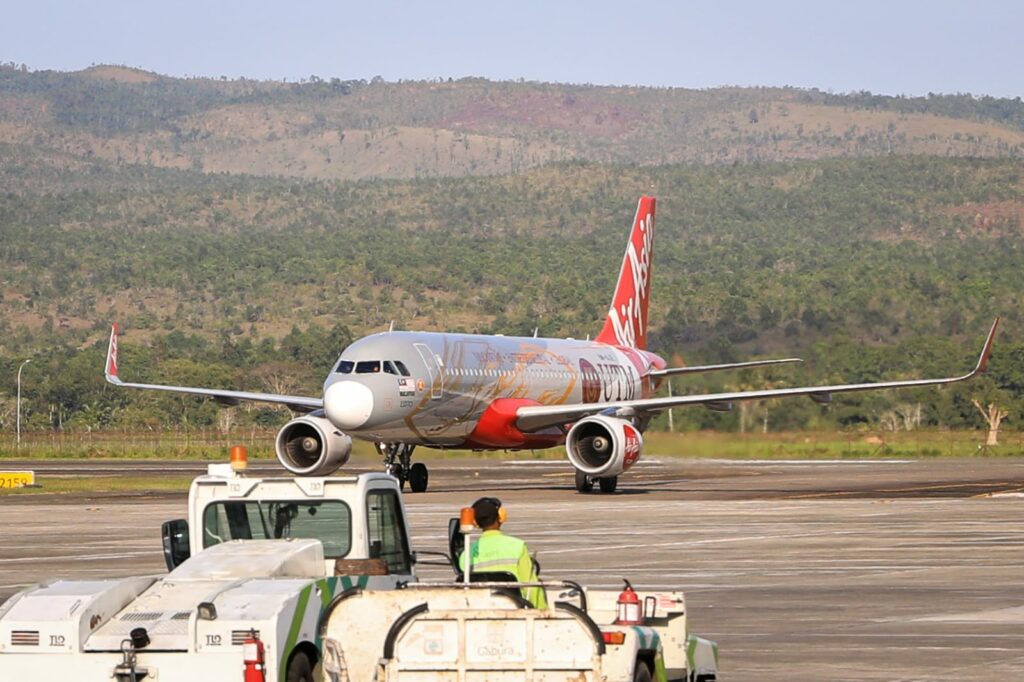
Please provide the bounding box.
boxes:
[575,469,594,493]
[408,462,429,493]
[598,476,618,494]
[387,463,406,491]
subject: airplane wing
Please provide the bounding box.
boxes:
[104,324,323,413]
[515,318,999,433]
[649,357,803,377]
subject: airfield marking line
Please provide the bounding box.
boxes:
[540,531,826,555]
[782,481,1013,499]
[700,459,914,465]
[0,551,156,564]
[972,486,1024,498]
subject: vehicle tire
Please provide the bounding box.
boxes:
[632,660,652,682]
[409,462,429,493]
[598,476,618,493]
[286,650,314,682]
[574,469,594,493]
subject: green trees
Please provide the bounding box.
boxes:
[0,151,1021,435]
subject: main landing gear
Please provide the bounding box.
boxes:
[574,469,618,494]
[377,443,429,493]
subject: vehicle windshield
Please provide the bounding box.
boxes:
[335,360,354,374]
[202,499,352,558]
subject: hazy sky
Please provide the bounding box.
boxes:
[3,1,1022,98]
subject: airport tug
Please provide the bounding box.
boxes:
[0,449,718,681]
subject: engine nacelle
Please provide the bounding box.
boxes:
[565,415,643,477]
[275,414,353,476]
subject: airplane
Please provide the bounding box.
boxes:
[104,196,1000,493]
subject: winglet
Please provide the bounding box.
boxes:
[973,317,1000,376]
[105,323,122,385]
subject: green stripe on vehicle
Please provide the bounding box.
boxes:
[630,627,666,682]
[631,626,661,651]
[687,634,697,670]
[280,583,313,682]
[313,578,340,650]
[317,578,336,609]
[654,653,669,682]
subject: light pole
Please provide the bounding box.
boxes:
[16,359,31,446]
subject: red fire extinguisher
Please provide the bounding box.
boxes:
[615,579,643,625]
[243,629,266,682]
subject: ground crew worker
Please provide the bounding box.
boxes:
[458,497,548,609]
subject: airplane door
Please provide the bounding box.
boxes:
[414,343,444,399]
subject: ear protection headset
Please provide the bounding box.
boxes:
[474,497,508,525]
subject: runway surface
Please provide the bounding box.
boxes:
[1,456,1022,680]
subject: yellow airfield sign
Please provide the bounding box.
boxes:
[0,471,35,489]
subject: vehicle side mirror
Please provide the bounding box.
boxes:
[161,519,190,571]
[447,517,464,568]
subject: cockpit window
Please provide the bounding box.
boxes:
[356,360,382,374]
[383,361,398,375]
[394,361,411,376]
[336,360,354,374]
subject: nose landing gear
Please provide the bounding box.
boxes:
[377,443,429,492]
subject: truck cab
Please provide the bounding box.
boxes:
[164,463,415,582]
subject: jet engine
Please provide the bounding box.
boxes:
[275,414,353,476]
[565,415,643,478]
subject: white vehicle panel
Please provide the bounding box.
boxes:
[0,577,157,654]
[168,538,324,581]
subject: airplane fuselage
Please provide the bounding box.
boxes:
[324,331,666,448]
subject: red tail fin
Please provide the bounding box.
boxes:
[595,197,655,349]
[105,323,121,383]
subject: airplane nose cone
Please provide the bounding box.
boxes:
[324,381,374,430]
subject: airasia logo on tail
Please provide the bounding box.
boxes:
[622,423,642,471]
[597,197,655,350]
[106,324,119,378]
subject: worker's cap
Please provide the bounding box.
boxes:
[472,497,505,526]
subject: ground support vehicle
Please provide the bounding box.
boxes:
[320,581,718,681]
[0,465,416,681]
[0,462,718,681]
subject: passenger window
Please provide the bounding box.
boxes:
[356,361,381,374]
[383,361,398,375]
[336,360,354,374]
[394,361,411,376]
[366,490,412,575]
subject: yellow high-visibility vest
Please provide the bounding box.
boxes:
[459,529,548,609]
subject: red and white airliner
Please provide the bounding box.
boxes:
[106,197,999,493]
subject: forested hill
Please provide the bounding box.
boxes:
[3,64,1024,181]
[1,152,1022,434]
[0,64,1022,436]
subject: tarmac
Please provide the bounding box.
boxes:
[1,456,1022,681]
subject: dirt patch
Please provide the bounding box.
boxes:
[438,91,643,138]
[78,65,159,84]
[944,200,1024,236]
